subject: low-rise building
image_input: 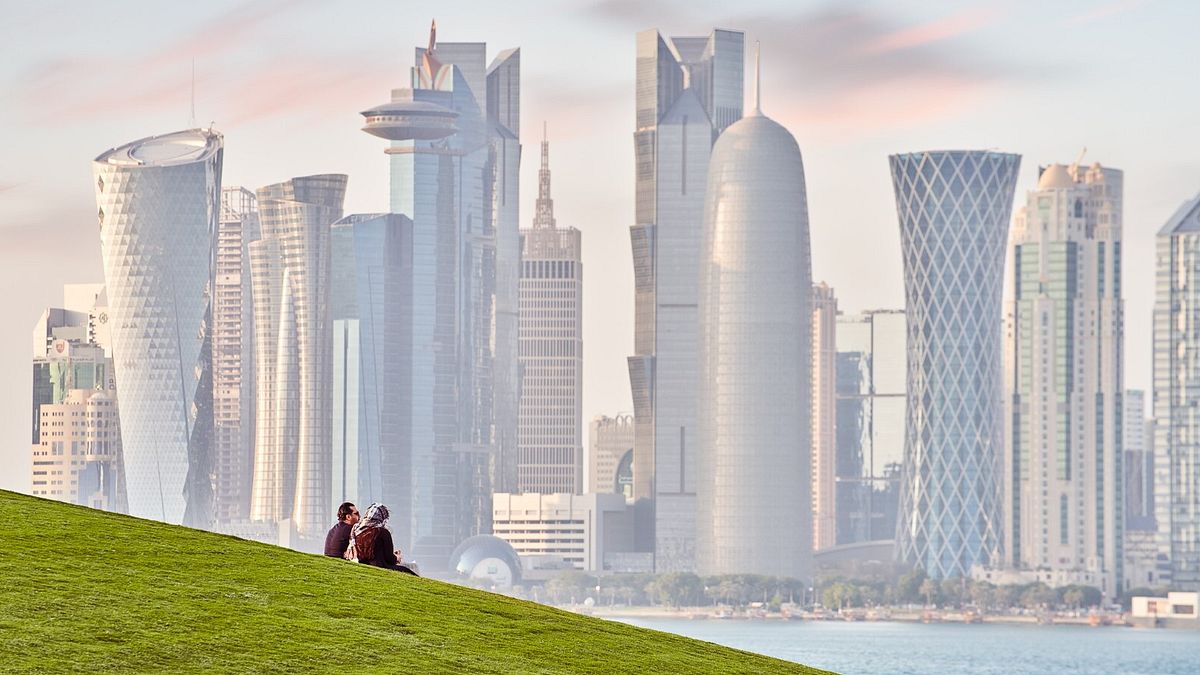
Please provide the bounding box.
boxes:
[491,492,632,571]
[1131,592,1199,619]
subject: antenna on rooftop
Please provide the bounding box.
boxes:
[189,59,197,128]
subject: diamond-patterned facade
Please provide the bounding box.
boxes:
[93,129,223,524]
[890,150,1020,579]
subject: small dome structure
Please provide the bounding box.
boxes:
[448,535,522,588]
[1038,163,1074,189]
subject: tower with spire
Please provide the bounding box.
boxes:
[516,128,584,494]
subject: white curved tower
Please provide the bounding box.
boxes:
[93,128,223,524]
[697,61,813,578]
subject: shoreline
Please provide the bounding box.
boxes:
[577,606,1196,630]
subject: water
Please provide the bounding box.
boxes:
[613,618,1200,674]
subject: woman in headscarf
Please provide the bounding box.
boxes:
[351,503,419,576]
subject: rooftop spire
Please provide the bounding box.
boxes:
[750,41,762,116]
[534,121,555,229]
[422,19,442,82]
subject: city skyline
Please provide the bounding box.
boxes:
[4,1,1194,492]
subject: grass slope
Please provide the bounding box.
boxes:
[0,491,828,674]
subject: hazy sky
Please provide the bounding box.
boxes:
[2,0,1197,491]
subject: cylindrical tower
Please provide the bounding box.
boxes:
[890,150,1020,579]
[93,128,223,524]
[697,106,813,579]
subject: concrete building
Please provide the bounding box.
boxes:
[330,213,413,541]
[1131,592,1199,620]
[360,23,521,564]
[834,309,905,546]
[1153,191,1200,589]
[518,133,583,494]
[587,414,634,498]
[93,128,223,526]
[812,283,837,551]
[248,174,346,542]
[31,389,121,510]
[213,187,259,525]
[1003,162,1124,599]
[696,59,813,579]
[628,28,745,572]
[891,150,1020,579]
[491,492,631,571]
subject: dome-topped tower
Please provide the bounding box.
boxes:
[696,45,813,579]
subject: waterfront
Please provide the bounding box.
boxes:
[613,618,1200,674]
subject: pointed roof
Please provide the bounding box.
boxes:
[1160,192,1200,236]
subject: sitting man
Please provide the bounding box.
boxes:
[323,502,359,558]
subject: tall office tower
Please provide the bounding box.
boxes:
[93,129,223,525]
[488,47,523,497]
[517,134,584,494]
[1003,162,1124,597]
[1153,191,1200,589]
[360,23,520,565]
[330,213,413,543]
[835,309,906,545]
[213,187,259,525]
[812,283,838,550]
[697,66,813,579]
[891,150,1019,579]
[588,414,635,497]
[248,174,346,542]
[628,27,744,572]
[31,389,121,511]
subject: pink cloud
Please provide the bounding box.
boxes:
[860,6,1004,55]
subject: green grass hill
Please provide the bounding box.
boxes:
[0,491,828,673]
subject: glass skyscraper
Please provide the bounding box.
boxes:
[1004,162,1124,598]
[330,213,412,544]
[248,174,346,541]
[629,28,744,572]
[360,23,520,567]
[835,309,905,546]
[93,128,223,525]
[1153,191,1200,590]
[890,150,1020,579]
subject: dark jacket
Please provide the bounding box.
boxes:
[323,521,352,558]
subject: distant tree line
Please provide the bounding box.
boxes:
[519,568,1124,612]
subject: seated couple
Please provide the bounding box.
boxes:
[323,502,419,576]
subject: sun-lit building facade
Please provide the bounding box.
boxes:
[697,88,813,579]
[93,128,222,525]
[1003,162,1124,598]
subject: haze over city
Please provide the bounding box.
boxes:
[5,1,1200,672]
[4,0,1195,489]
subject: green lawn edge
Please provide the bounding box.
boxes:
[0,491,832,674]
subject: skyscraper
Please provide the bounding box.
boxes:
[517,132,583,494]
[248,174,346,542]
[360,22,520,565]
[93,128,223,525]
[891,150,1019,579]
[330,212,413,543]
[812,283,838,551]
[1003,162,1124,597]
[835,309,906,546]
[696,59,813,579]
[629,27,744,572]
[31,389,122,511]
[1153,191,1200,589]
[213,187,259,525]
